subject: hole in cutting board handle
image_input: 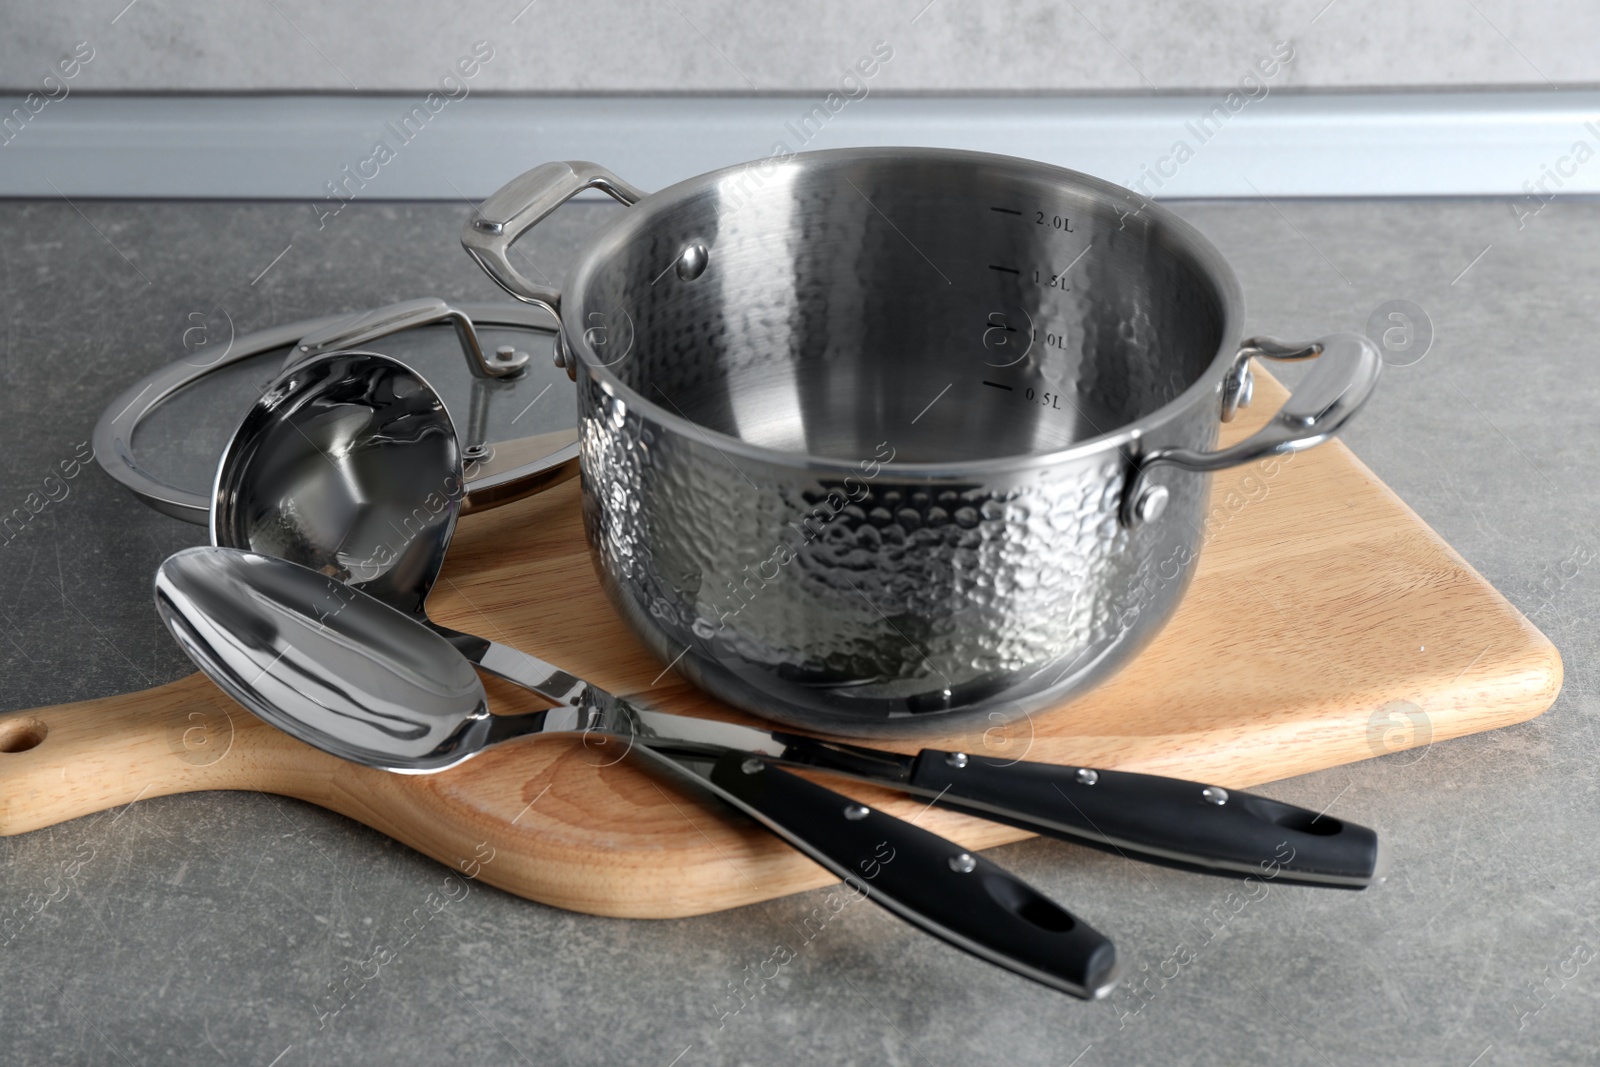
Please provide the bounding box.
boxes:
[0,717,48,753]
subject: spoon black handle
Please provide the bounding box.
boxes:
[909,752,1386,888]
[680,749,1119,1000]
[428,621,1382,889]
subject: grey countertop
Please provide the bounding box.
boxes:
[2,193,1597,1066]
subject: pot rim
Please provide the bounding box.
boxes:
[565,146,1245,478]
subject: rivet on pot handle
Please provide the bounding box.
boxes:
[1122,332,1382,527]
[461,161,646,318]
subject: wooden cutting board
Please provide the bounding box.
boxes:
[0,369,1560,918]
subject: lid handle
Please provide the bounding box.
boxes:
[285,298,528,379]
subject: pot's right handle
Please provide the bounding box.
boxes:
[461,162,645,318]
[1122,332,1382,526]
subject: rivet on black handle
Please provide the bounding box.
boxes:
[909,753,1386,889]
[704,751,1120,1000]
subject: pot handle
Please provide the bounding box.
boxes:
[461,161,645,318]
[1122,332,1382,527]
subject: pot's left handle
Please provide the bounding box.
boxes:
[461,162,645,318]
[1122,332,1382,526]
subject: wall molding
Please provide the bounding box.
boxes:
[3,91,1599,201]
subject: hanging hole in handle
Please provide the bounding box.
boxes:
[981,872,1078,932]
[1242,796,1346,837]
[0,717,48,753]
[1289,814,1345,837]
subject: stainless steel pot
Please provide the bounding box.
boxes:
[463,148,1380,737]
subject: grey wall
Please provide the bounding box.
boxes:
[0,0,1591,93]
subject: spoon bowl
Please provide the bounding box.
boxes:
[155,545,489,772]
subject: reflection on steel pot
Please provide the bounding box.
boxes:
[463,149,1380,737]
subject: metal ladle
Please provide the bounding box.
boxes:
[155,543,1119,999]
[209,351,1386,890]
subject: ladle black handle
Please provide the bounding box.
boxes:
[702,750,1119,1000]
[910,753,1386,889]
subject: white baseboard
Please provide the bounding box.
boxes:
[2,91,1598,201]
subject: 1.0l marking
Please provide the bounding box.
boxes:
[1032,328,1069,351]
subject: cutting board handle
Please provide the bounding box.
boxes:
[0,673,280,835]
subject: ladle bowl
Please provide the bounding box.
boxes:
[211,350,461,617]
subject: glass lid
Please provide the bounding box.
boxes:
[95,300,578,523]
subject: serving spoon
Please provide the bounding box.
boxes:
[210,350,1385,889]
[155,544,1119,999]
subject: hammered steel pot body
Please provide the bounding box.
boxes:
[579,385,1215,737]
[465,148,1378,737]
